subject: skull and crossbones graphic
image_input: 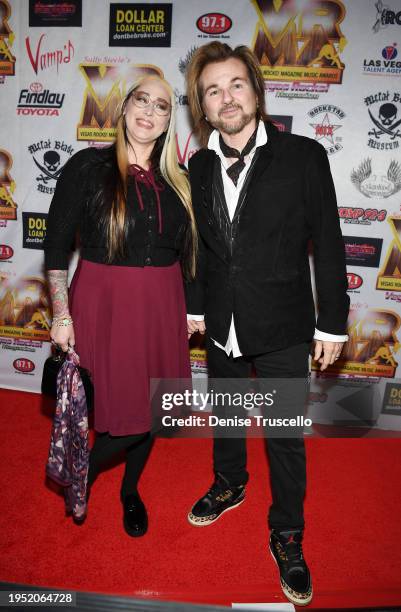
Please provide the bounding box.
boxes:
[368,103,401,140]
[34,151,63,184]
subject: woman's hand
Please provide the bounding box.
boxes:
[50,321,75,352]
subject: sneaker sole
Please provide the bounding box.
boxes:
[268,541,313,606]
[187,497,245,527]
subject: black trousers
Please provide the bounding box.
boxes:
[87,431,153,500]
[207,337,311,531]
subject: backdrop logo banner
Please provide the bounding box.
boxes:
[13,357,35,374]
[0,276,50,341]
[377,216,401,292]
[28,138,74,195]
[109,3,172,47]
[25,33,74,75]
[363,43,401,76]
[29,0,82,27]
[196,13,232,38]
[308,104,345,154]
[22,212,48,250]
[251,0,347,84]
[77,63,162,141]
[364,90,401,150]
[347,272,363,292]
[314,307,401,378]
[344,235,383,268]
[372,3,401,33]
[351,158,401,199]
[381,382,401,415]
[0,150,17,221]
[17,82,66,117]
[0,0,15,77]
[338,206,387,225]
[0,244,13,261]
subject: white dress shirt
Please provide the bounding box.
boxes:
[189,121,348,357]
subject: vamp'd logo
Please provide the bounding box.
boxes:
[364,91,401,151]
[13,358,35,374]
[17,82,65,116]
[351,158,401,199]
[377,216,401,292]
[362,43,401,77]
[338,206,387,225]
[308,104,344,154]
[77,62,162,141]
[0,149,17,221]
[250,0,347,85]
[28,139,74,195]
[25,33,74,75]
[329,307,401,378]
[0,0,16,79]
[372,1,401,33]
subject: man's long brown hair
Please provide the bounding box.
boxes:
[186,42,269,147]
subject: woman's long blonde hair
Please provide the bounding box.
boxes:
[108,74,197,279]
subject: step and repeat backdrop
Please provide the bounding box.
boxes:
[0,0,401,423]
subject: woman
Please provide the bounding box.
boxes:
[44,74,197,537]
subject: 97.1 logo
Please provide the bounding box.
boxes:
[196,13,232,37]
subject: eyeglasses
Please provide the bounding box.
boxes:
[131,91,171,116]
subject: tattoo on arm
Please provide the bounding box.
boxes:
[47,270,70,318]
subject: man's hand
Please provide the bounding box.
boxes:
[313,340,344,371]
[187,319,206,339]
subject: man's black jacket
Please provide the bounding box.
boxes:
[185,122,350,356]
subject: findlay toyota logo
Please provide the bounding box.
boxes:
[364,91,401,150]
[308,105,345,155]
[17,82,65,116]
[372,1,401,33]
[28,139,74,195]
[351,158,401,199]
[363,43,401,76]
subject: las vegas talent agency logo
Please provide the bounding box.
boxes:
[0,149,17,221]
[337,307,401,378]
[363,43,401,77]
[338,206,387,225]
[77,63,162,141]
[377,216,401,292]
[25,33,74,75]
[28,139,74,195]
[364,91,401,151]
[17,82,65,116]
[372,0,401,33]
[0,0,16,79]
[250,0,347,87]
[308,104,344,155]
[351,158,401,199]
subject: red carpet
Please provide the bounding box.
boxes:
[1,387,401,609]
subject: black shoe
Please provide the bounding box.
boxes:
[123,493,148,537]
[269,529,313,606]
[188,473,245,526]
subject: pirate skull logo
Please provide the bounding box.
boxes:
[368,101,401,140]
[34,149,63,184]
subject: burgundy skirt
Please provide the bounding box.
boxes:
[69,259,191,435]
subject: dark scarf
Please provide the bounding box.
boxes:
[218,127,258,186]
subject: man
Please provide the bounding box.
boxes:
[185,42,349,606]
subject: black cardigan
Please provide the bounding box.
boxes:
[44,146,189,270]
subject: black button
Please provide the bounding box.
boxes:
[148,229,152,235]
[149,215,155,221]
[145,257,152,265]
